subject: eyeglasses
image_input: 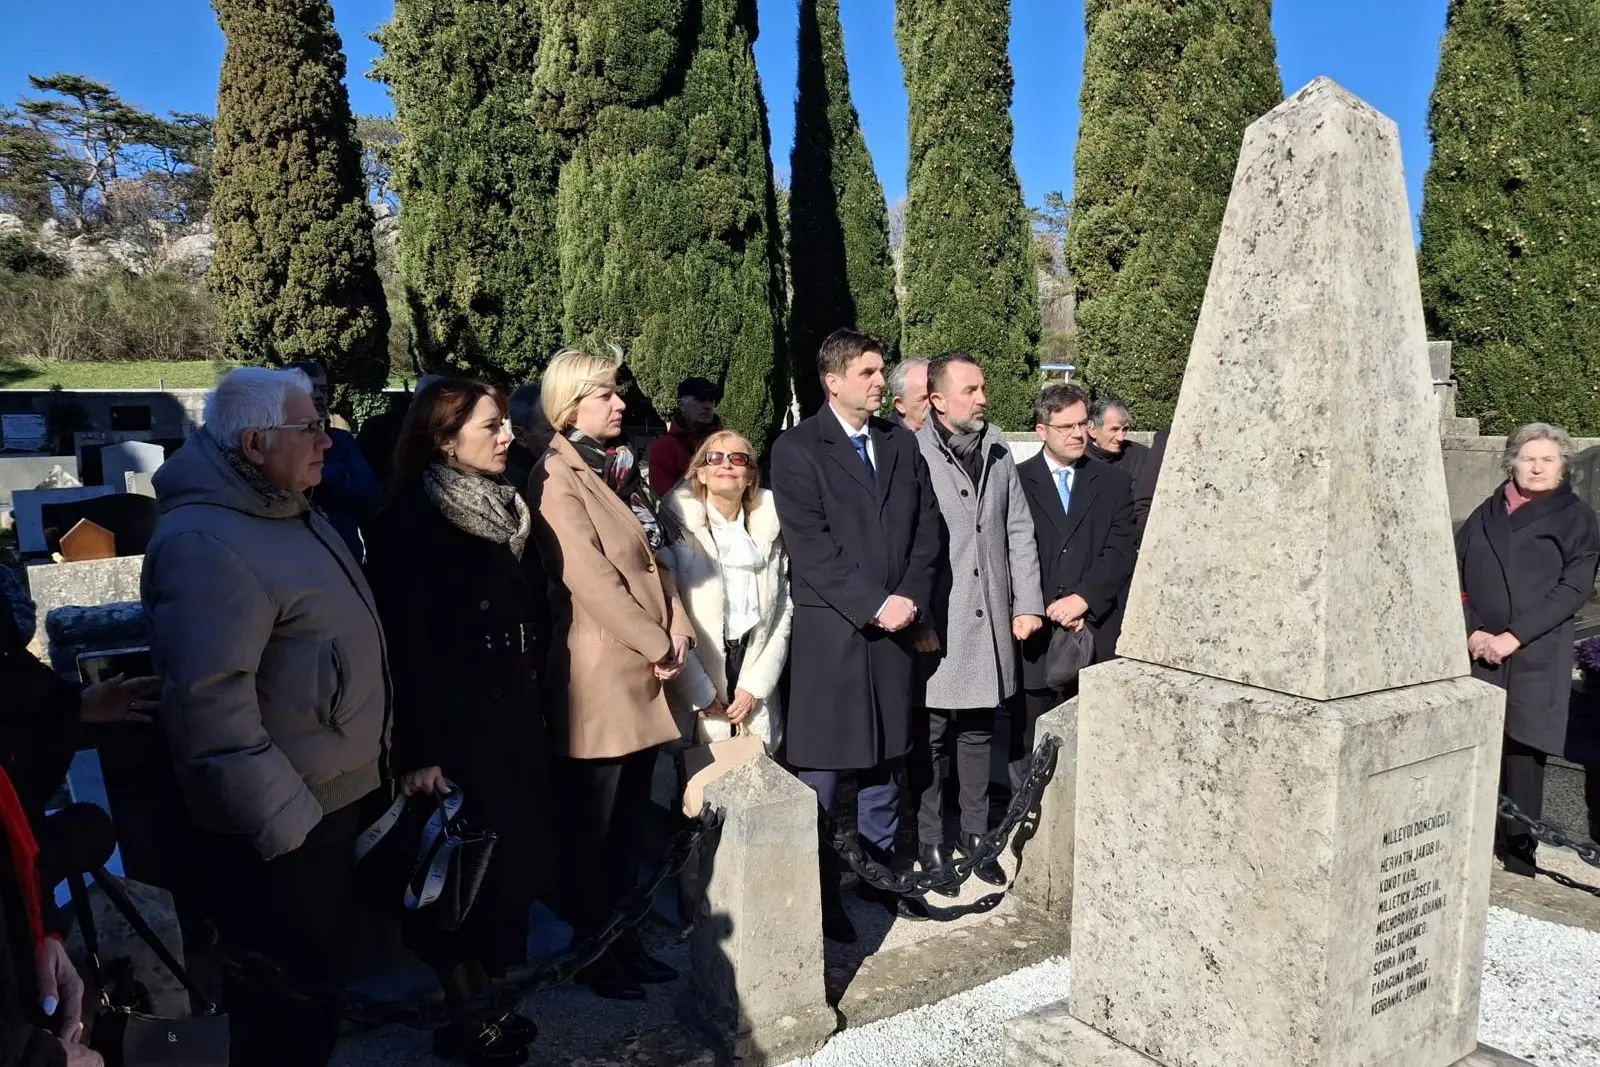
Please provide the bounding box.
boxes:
[1041,419,1089,434]
[703,451,754,469]
[268,418,328,436]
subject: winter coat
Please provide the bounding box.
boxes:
[1457,481,1600,755]
[142,430,392,860]
[660,487,792,748]
[770,410,942,770]
[364,479,553,935]
[530,434,697,760]
[913,418,1043,708]
[0,809,61,1067]
[1016,454,1137,685]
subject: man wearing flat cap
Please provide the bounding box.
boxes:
[647,376,723,496]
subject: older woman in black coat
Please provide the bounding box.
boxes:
[365,379,551,1067]
[1457,422,1600,877]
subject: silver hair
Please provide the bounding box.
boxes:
[1501,422,1574,480]
[888,358,929,400]
[1089,396,1131,428]
[204,367,312,448]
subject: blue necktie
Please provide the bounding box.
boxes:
[1056,467,1073,515]
[852,433,876,481]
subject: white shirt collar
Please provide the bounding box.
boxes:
[828,402,870,440]
[1042,450,1075,477]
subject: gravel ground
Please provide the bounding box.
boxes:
[788,905,1600,1067]
[335,903,1600,1067]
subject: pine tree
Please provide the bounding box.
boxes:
[540,0,788,453]
[1418,0,1600,436]
[788,0,899,415]
[896,0,1038,430]
[1066,0,1280,428]
[375,0,563,386]
[207,0,389,399]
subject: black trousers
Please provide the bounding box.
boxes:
[1497,735,1547,870]
[562,748,658,938]
[1008,687,1068,795]
[197,793,377,1067]
[912,706,994,842]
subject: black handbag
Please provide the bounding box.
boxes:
[1044,623,1097,690]
[68,867,229,1067]
[352,784,497,932]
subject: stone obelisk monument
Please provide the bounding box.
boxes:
[1004,79,1522,1067]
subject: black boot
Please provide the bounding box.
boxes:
[959,832,1007,887]
[918,841,959,898]
[575,949,645,1001]
[491,1012,538,1047]
[1498,835,1538,879]
[612,928,679,984]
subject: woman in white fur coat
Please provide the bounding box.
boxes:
[660,429,792,750]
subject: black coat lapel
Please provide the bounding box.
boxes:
[870,421,899,507]
[1020,454,1069,539]
[821,413,877,498]
[1061,461,1101,543]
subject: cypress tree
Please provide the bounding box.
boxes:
[540,0,788,453]
[788,0,899,416]
[374,0,563,386]
[208,0,389,399]
[1066,0,1280,429]
[1418,0,1600,436]
[896,0,1038,430]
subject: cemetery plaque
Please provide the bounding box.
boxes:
[59,518,116,562]
[2,414,47,452]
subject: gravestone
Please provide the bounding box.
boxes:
[1003,79,1516,1067]
[99,440,164,489]
[28,559,145,662]
[1,413,47,452]
[59,518,116,561]
[11,486,115,555]
[0,455,79,506]
[40,492,159,557]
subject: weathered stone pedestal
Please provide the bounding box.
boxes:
[1012,700,1078,920]
[687,756,834,1064]
[1002,77,1530,1067]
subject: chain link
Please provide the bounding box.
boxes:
[826,734,1061,897]
[1497,793,1600,868]
[214,807,722,1029]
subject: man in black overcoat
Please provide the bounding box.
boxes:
[771,328,943,941]
[1012,383,1136,791]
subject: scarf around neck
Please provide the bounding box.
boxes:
[567,430,682,549]
[424,461,532,559]
[221,442,303,510]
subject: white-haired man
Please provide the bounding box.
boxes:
[142,367,390,1067]
[888,358,930,432]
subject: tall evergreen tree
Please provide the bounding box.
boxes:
[375,0,563,385]
[1066,0,1279,428]
[788,0,899,415]
[208,0,388,398]
[539,0,788,453]
[1419,0,1600,436]
[896,0,1038,429]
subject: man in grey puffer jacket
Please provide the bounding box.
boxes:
[142,367,390,1067]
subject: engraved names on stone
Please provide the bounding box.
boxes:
[1370,809,1453,1018]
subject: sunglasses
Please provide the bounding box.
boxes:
[702,451,754,469]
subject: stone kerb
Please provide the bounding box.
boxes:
[1010,698,1078,920]
[687,754,833,1065]
[27,556,145,663]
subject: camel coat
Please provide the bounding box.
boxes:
[530,435,696,760]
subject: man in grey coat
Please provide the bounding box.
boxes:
[910,352,1043,889]
[142,367,390,1067]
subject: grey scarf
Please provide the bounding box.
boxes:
[220,443,303,511]
[423,462,532,559]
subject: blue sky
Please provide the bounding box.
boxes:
[1,0,1450,219]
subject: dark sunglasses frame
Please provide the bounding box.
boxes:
[702,450,755,469]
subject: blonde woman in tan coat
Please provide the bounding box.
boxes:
[529,348,696,1002]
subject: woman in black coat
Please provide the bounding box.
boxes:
[1457,422,1600,877]
[365,379,551,1067]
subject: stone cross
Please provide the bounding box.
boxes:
[1004,78,1519,1067]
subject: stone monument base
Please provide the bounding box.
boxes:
[1002,1005,1531,1067]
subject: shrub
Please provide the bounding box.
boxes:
[0,271,221,363]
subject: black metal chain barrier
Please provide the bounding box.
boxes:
[213,807,722,1030]
[1497,794,1599,868]
[828,734,1061,898]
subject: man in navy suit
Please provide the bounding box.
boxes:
[771,329,943,941]
[1012,383,1136,791]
